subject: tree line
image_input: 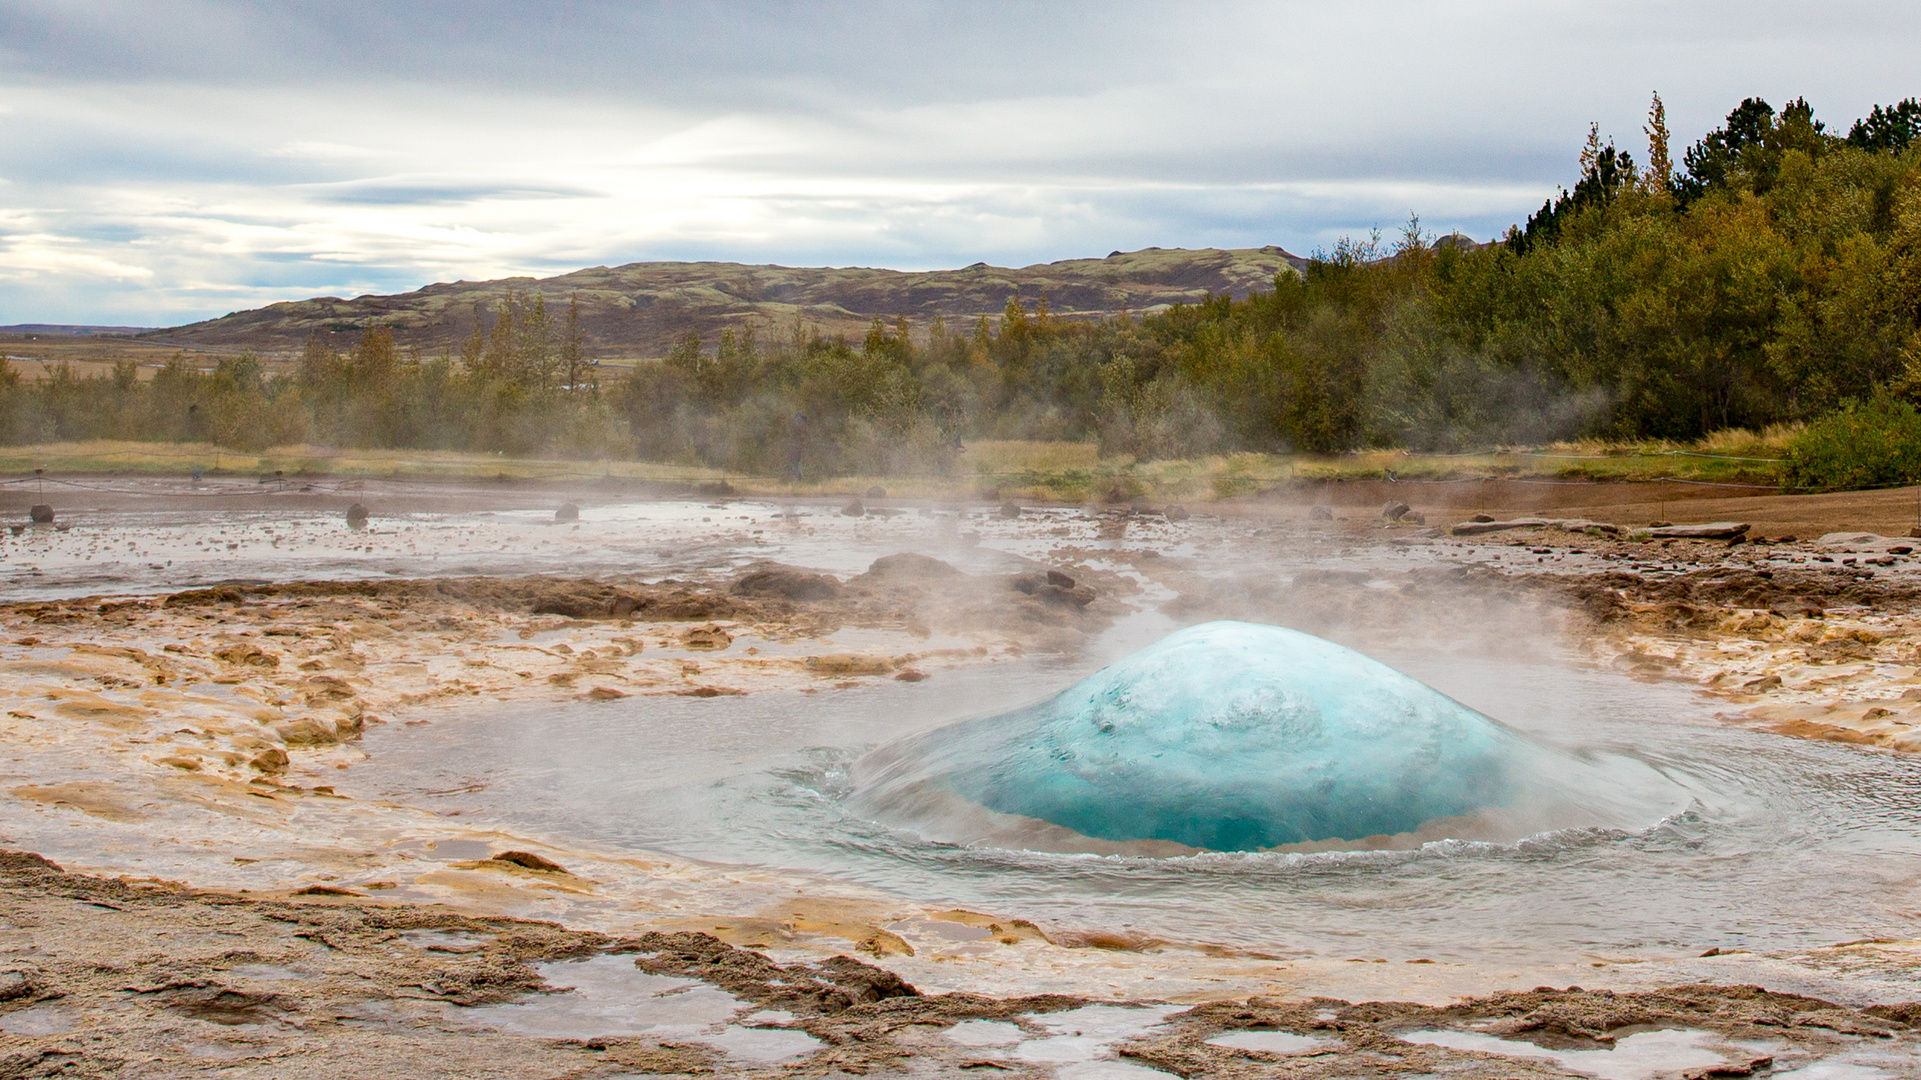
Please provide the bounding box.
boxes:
[3,91,1919,477]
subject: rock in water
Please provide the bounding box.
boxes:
[853,621,1681,853]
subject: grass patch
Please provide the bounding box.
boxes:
[0,429,1796,502]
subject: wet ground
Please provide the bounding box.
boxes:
[2,479,1920,1076]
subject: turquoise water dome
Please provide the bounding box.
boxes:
[855,621,1582,852]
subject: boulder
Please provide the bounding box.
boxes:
[554,502,580,523]
[865,485,887,499]
[860,552,961,580]
[28,504,52,523]
[1309,505,1334,521]
[841,499,865,517]
[731,566,845,601]
[491,850,568,873]
[1164,504,1190,522]
[1381,501,1411,522]
[345,502,369,526]
[1000,501,1023,518]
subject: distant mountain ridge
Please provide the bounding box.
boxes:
[2,324,161,336]
[143,246,1306,357]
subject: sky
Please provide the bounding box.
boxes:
[1,1,1919,327]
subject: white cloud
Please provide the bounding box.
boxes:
[1,1,1919,323]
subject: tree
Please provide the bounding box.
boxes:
[1848,99,1921,153]
[1644,92,1672,192]
[561,293,586,390]
[1675,97,1777,202]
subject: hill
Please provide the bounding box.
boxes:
[141,246,1305,357]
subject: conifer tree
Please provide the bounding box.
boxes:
[1644,92,1672,192]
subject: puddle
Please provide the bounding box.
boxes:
[1206,1030,1336,1054]
[700,1026,823,1063]
[1403,1028,1728,1080]
[1015,1005,1182,1065]
[399,929,486,954]
[1772,1061,1899,1079]
[459,955,738,1039]
[946,1019,1024,1047]
[0,1003,77,1035]
[457,953,822,1062]
[1056,1064,1179,1079]
[407,840,493,861]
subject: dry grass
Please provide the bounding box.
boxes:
[0,430,1790,502]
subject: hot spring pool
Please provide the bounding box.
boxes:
[342,615,1921,964]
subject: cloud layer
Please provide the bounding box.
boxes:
[2,0,1918,325]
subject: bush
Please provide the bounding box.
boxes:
[1783,397,1921,490]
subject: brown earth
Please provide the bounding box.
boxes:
[2,851,1913,1078]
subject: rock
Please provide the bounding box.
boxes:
[1401,511,1427,525]
[1451,517,1623,537]
[1381,501,1410,522]
[861,553,961,580]
[841,499,865,517]
[249,747,289,774]
[213,642,279,668]
[1165,504,1190,522]
[680,625,733,651]
[274,718,339,747]
[1000,501,1023,518]
[1010,571,1096,609]
[1647,522,1749,540]
[0,971,33,1002]
[28,504,52,523]
[1450,517,1556,536]
[301,675,353,700]
[864,485,887,499]
[554,502,580,523]
[893,668,929,682]
[586,686,627,700]
[1309,505,1333,521]
[805,654,895,676]
[731,566,844,601]
[491,850,568,874]
[345,502,369,526]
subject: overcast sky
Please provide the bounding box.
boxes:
[2,1,1918,326]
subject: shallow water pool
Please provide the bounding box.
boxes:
[344,616,1921,966]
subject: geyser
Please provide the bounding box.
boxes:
[855,621,1615,853]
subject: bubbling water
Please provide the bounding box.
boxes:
[852,621,1688,854]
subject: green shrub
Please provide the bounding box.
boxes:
[1783,397,1921,490]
